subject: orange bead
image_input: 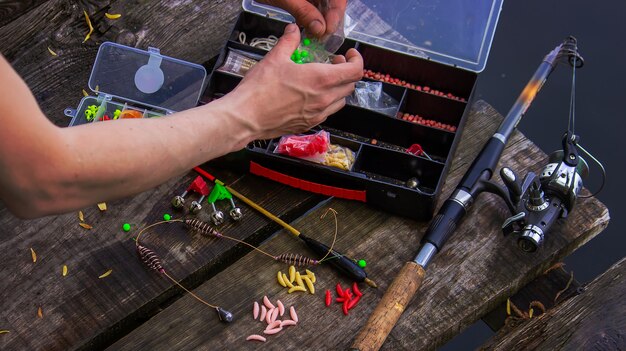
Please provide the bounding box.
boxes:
[119,109,143,119]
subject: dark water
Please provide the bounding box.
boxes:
[440,1,626,349]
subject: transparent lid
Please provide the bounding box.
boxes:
[243,0,503,72]
[89,42,207,112]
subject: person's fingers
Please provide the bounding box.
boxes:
[261,0,326,36]
[267,23,301,59]
[325,48,364,84]
[323,0,347,35]
[331,55,346,64]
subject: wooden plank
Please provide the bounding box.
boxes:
[0,0,48,27]
[0,166,323,351]
[479,257,626,351]
[0,0,241,126]
[108,100,610,350]
[482,264,581,331]
[0,1,329,350]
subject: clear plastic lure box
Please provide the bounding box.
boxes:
[66,42,207,126]
[207,0,504,221]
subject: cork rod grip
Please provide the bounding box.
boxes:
[350,261,425,351]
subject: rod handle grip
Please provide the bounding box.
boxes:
[350,261,425,351]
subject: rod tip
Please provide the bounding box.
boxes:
[364,278,378,288]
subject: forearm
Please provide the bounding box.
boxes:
[2,96,253,218]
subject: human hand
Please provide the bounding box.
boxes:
[258,0,347,37]
[221,23,363,140]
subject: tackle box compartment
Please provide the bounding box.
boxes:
[204,0,503,221]
[66,42,207,126]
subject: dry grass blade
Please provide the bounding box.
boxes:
[554,270,574,303]
[47,47,57,56]
[99,269,112,278]
[30,248,37,263]
[78,211,84,222]
[543,262,565,275]
[79,223,93,230]
[105,13,121,19]
[529,300,546,314]
[83,10,94,43]
[37,307,43,319]
[0,330,9,334]
[82,89,89,97]
[62,265,68,277]
[97,202,107,211]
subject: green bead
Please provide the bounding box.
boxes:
[163,214,171,221]
[295,60,303,64]
[122,223,131,232]
[300,50,309,58]
[358,259,367,268]
[303,38,311,46]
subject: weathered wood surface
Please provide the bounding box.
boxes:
[0,1,611,350]
[482,264,581,332]
[0,1,326,350]
[480,257,626,351]
[0,0,242,127]
[109,101,609,351]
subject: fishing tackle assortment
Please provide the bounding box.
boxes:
[134,220,234,323]
[352,36,606,351]
[171,175,243,225]
[184,217,321,267]
[192,167,378,287]
[171,176,211,214]
[277,266,317,294]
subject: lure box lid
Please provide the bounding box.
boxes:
[67,42,207,125]
[242,0,503,72]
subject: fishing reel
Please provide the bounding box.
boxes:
[493,132,590,252]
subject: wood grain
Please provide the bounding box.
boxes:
[351,261,425,351]
[0,2,328,351]
[479,257,626,351]
[0,0,241,127]
[108,101,609,351]
[482,264,581,331]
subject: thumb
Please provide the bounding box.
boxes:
[268,23,301,59]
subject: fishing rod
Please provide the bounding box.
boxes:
[351,36,602,351]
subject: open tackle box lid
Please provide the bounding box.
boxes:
[87,42,207,113]
[242,0,503,72]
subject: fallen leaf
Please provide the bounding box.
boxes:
[47,47,58,56]
[83,10,94,43]
[78,211,84,222]
[506,298,511,316]
[97,202,107,211]
[105,13,122,19]
[30,248,37,263]
[37,307,43,319]
[82,89,89,97]
[0,330,9,334]
[62,265,68,276]
[99,269,112,278]
[79,223,93,229]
